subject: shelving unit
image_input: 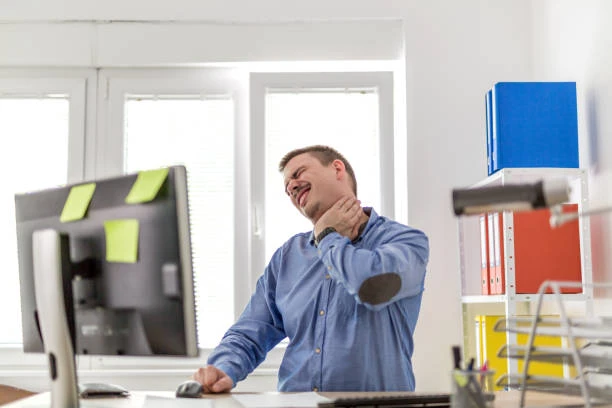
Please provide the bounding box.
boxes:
[457,168,594,382]
[494,281,612,408]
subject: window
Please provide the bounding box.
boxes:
[0,68,396,378]
[99,69,247,348]
[1,98,69,344]
[250,72,394,280]
[264,89,381,259]
[123,96,235,348]
[0,72,89,345]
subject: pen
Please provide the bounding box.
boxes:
[480,360,488,389]
[452,345,462,370]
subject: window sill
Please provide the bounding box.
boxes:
[0,344,285,368]
[0,367,278,377]
[0,367,279,393]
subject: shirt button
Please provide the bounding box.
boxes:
[325,274,331,279]
[327,265,332,270]
[315,347,321,354]
[313,387,319,392]
[319,310,325,316]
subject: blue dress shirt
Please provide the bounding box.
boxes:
[207,208,429,391]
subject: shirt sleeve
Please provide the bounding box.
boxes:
[207,250,286,386]
[315,222,429,311]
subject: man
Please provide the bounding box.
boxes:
[194,145,429,392]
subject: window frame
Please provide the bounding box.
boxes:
[0,68,94,183]
[0,67,399,386]
[0,67,94,366]
[97,67,251,323]
[249,71,395,290]
[94,68,254,369]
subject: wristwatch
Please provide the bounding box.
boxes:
[315,227,337,246]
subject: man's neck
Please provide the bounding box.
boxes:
[353,208,370,241]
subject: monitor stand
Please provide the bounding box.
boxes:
[32,229,79,408]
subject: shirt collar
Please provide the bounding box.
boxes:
[308,207,377,247]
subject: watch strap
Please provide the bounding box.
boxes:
[315,227,337,246]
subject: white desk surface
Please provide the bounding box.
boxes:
[2,390,596,408]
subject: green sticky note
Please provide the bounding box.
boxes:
[125,168,169,204]
[104,219,139,263]
[60,183,96,223]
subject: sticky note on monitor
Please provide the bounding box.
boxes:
[104,219,139,263]
[125,168,169,204]
[60,183,96,223]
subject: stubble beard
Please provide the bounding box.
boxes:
[302,201,320,223]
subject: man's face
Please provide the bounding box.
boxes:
[282,153,345,223]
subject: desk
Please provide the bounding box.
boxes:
[1,390,599,408]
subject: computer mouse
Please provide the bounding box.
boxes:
[175,380,204,398]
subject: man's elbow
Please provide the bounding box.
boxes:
[357,273,402,306]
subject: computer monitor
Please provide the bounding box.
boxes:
[14,165,198,406]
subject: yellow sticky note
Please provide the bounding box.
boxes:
[60,183,96,223]
[453,371,469,387]
[104,219,139,263]
[125,168,169,204]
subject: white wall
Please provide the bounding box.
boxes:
[402,0,533,391]
[0,0,534,393]
[0,21,404,66]
[0,0,406,21]
[532,0,612,286]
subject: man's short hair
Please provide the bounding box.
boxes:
[278,145,357,195]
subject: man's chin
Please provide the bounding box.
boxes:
[300,208,313,220]
[301,204,319,222]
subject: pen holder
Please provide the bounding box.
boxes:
[451,369,495,408]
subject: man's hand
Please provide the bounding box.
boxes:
[314,196,363,241]
[193,365,233,393]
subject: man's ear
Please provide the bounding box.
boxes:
[332,159,346,180]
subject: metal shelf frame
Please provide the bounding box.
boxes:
[494,281,612,408]
[458,168,594,380]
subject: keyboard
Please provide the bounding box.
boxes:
[318,393,450,408]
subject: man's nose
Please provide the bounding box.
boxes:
[286,180,299,197]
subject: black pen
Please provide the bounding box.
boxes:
[452,345,461,370]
